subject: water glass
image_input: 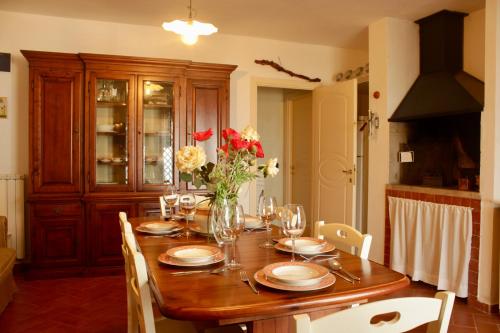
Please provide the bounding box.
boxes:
[258,196,277,248]
[281,204,306,261]
[179,192,196,237]
[162,183,177,220]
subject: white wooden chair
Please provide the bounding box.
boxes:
[124,232,199,333]
[119,212,139,333]
[314,221,372,259]
[293,291,455,333]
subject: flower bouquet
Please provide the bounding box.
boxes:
[175,125,279,207]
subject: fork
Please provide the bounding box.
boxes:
[300,254,340,262]
[240,270,259,294]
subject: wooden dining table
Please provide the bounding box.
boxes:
[130,217,409,333]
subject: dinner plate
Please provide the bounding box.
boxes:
[245,215,264,229]
[135,226,183,235]
[166,245,220,263]
[158,251,225,267]
[278,237,327,252]
[274,241,335,255]
[140,221,179,231]
[189,224,212,236]
[262,262,329,286]
[254,269,336,291]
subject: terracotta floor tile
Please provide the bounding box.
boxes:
[0,276,498,332]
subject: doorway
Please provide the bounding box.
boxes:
[257,87,313,233]
[253,79,369,236]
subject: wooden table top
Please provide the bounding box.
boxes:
[131,217,409,324]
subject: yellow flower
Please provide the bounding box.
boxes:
[241,125,260,141]
[175,146,206,173]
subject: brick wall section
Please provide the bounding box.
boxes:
[384,189,487,310]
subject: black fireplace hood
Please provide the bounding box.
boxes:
[389,10,484,122]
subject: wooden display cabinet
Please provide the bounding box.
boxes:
[23,50,236,276]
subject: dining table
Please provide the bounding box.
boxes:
[130,216,410,333]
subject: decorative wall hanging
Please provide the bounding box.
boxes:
[0,97,7,118]
[335,63,369,82]
[254,59,321,82]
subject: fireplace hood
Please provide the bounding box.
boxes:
[389,10,484,122]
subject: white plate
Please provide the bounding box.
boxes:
[254,269,336,292]
[158,251,225,267]
[245,215,264,229]
[135,226,183,235]
[275,241,335,255]
[141,221,179,231]
[166,245,220,263]
[263,262,329,286]
[279,237,326,252]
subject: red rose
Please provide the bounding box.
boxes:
[249,140,264,158]
[218,144,229,156]
[192,128,213,141]
[231,137,250,151]
[222,128,240,141]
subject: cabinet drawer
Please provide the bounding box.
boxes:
[33,203,82,217]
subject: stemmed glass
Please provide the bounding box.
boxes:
[281,204,306,261]
[258,196,277,248]
[211,202,245,270]
[162,184,178,220]
[179,192,196,237]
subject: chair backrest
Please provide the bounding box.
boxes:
[293,291,455,333]
[314,221,372,259]
[125,232,156,333]
[159,197,168,217]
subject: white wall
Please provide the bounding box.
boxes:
[480,0,500,306]
[464,9,486,81]
[0,10,367,181]
[257,87,285,205]
[367,18,419,264]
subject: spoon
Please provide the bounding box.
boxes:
[328,259,361,281]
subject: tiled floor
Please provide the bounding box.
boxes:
[0,275,498,333]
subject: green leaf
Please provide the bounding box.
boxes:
[180,172,192,182]
[193,177,203,188]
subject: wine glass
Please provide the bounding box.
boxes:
[211,202,245,270]
[258,196,277,248]
[281,204,306,261]
[179,192,196,237]
[162,184,178,220]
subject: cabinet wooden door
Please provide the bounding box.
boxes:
[87,202,136,266]
[31,68,83,194]
[87,72,136,193]
[185,79,228,190]
[30,202,84,268]
[137,76,181,191]
[138,201,162,217]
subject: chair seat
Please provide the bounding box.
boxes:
[0,248,16,275]
[155,317,198,333]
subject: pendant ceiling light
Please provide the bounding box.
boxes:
[162,0,218,45]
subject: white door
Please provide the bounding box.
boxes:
[311,80,357,230]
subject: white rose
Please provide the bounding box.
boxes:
[241,125,260,142]
[175,146,206,173]
[265,158,279,178]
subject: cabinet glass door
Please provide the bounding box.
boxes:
[94,78,131,188]
[140,79,175,188]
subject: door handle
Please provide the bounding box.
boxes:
[342,169,353,175]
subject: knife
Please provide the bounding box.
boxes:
[330,270,354,283]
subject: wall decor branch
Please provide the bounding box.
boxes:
[254,59,321,82]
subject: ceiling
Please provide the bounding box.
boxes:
[0,0,485,49]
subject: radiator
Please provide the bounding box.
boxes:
[0,175,25,259]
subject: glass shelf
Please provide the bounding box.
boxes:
[95,78,129,185]
[142,80,174,186]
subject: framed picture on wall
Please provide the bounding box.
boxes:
[0,97,7,118]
